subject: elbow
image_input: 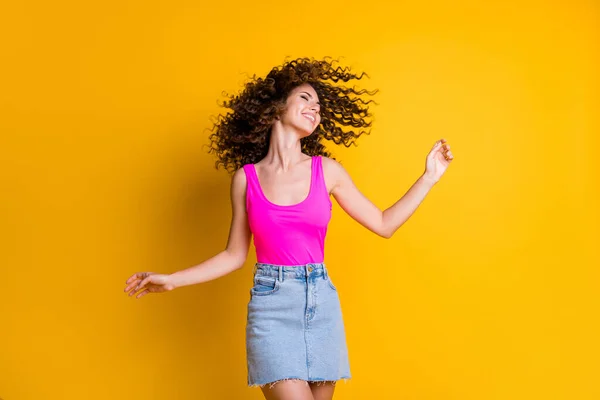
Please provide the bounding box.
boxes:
[234,256,247,270]
[225,249,248,270]
[380,224,399,239]
[379,222,393,239]
[379,229,393,239]
[380,221,402,239]
[379,217,393,239]
[237,252,250,269]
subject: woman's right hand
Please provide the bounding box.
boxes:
[124,272,176,299]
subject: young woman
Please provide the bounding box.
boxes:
[124,57,454,400]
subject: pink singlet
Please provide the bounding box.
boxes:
[242,156,333,266]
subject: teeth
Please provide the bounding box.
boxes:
[303,114,315,122]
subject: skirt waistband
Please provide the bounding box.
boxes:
[253,262,328,281]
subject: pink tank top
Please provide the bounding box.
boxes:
[242,156,333,266]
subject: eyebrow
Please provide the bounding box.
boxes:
[300,91,321,105]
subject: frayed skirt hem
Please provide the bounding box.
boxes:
[248,376,351,389]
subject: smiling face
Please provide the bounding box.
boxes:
[278,83,322,137]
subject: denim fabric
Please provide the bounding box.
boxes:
[246,262,351,387]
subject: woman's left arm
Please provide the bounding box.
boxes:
[326,138,454,238]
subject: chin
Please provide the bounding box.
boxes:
[293,124,315,138]
[300,129,316,139]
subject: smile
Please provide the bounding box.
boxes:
[302,114,315,123]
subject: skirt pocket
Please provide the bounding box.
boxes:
[250,276,281,296]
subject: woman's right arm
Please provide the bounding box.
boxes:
[168,167,252,288]
[125,168,251,298]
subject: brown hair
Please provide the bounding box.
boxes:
[206,56,379,174]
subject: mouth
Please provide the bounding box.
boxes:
[302,113,316,123]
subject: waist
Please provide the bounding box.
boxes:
[253,262,327,280]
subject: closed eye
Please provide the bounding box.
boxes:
[301,94,321,113]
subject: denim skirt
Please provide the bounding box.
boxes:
[246,262,351,387]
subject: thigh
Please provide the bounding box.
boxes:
[309,381,336,400]
[260,379,313,400]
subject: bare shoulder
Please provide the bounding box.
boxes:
[231,166,248,194]
[320,156,349,194]
[232,165,248,183]
[321,155,341,169]
[321,155,348,178]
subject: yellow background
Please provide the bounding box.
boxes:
[1,0,598,399]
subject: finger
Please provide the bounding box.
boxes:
[429,143,441,157]
[137,277,152,290]
[136,289,150,299]
[124,279,143,292]
[430,145,444,159]
[125,274,142,284]
[124,281,139,292]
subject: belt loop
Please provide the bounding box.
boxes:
[279,266,283,282]
[323,264,328,280]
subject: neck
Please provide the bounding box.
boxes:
[264,122,309,171]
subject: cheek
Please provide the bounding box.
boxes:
[281,109,301,124]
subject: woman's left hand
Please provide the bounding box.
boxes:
[423,138,454,184]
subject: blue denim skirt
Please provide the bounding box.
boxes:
[246,262,351,388]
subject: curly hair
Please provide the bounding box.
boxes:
[206,56,379,174]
